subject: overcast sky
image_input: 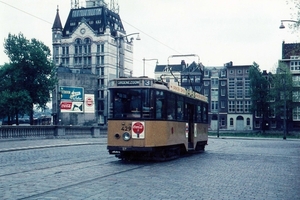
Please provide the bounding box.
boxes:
[0,0,299,77]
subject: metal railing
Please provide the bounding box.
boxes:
[0,126,105,140]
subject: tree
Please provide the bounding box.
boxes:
[270,62,295,134]
[2,33,57,125]
[249,62,271,133]
[0,63,32,124]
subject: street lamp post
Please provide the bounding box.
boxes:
[115,33,140,78]
[279,20,298,29]
[279,19,298,139]
[143,58,158,76]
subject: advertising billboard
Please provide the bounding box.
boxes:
[60,101,84,113]
[60,86,84,102]
[84,94,95,113]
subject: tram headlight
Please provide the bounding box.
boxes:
[122,132,131,141]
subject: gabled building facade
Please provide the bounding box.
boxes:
[51,0,136,125]
[203,62,252,131]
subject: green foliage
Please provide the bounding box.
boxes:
[0,33,57,124]
[270,63,294,120]
[249,62,271,115]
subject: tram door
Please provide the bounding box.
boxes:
[187,103,194,149]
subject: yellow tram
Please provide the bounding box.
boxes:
[107,77,208,161]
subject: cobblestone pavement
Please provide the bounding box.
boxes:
[0,137,299,199]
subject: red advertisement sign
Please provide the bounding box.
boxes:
[60,102,72,110]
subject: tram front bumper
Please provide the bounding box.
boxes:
[107,146,154,154]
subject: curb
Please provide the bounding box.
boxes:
[0,141,106,153]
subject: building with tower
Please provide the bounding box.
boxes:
[51,0,138,126]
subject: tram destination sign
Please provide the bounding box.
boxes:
[117,80,140,86]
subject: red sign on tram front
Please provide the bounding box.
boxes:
[132,122,145,139]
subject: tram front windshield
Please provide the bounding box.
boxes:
[111,88,152,119]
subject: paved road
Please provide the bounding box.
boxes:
[0,137,299,199]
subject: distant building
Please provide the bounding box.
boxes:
[51,0,137,125]
[203,62,252,131]
[279,41,300,130]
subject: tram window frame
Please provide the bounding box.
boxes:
[111,89,151,119]
[196,103,202,123]
[202,103,208,123]
[155,89,165,119]
[166,92,176,120]
[176,96,184,121]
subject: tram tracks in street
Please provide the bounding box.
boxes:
[18,161,151,200]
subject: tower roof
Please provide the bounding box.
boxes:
[62,5,125,37]
[52,6,63,30]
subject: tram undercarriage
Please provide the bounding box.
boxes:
[108,142,206,161]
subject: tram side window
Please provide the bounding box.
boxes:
[196,104,202,122]
[183,103,188,121]
[177,96,184,120]
[155,90,164,119]
[167,93,176,120]
[203,103,208,122]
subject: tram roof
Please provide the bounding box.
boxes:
[109,77,208,103]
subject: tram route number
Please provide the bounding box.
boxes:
[121,124,131,131]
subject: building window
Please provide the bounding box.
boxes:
[244,101,251,113]
[255,120,260,128]
[293,106,300,121]
[221,81,226,86]
[204,80,210,86]
[230,118,233,126]
[228,78,235,99]
[255,110,262,118]
[221,100,225,108]
[293,91,300,102]
[236,101,243,113]
[293,76,300,87]
[221,70,226,77]
[211,78,218,86]
[247,118,250,126]
[211,88,218,97]
[236,78,243,98]
[245,78,250,98]
[204,88,209,96]
[221,117,225,126]
[230,70,234,74]
[204,70,209,77]
[271,120,276,128]
[101,56,104,65]
[195,76,201,83]
[182,76,188,83]
[268,107,275,118]
[221,88,226,96]
[228,101,235,113]
[211,101,218,111]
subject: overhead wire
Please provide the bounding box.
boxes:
[0,1,196,68]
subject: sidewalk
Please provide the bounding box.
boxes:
[0,136,107,153]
